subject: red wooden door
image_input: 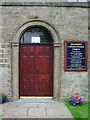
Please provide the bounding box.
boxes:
[19,45,53,96]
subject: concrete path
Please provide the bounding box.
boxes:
[0,98,74,119]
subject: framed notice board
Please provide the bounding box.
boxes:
[64,41,88,71]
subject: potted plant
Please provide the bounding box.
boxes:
[0,92,8,104]
[69,93,84,106]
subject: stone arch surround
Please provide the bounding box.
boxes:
[12,20,61,100]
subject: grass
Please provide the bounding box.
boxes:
[0,114,3,119]
[65,101,90,120]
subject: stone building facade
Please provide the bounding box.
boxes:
[0,2,89,101]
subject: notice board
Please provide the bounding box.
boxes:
[64,41,88,71]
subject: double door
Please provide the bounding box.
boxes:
[19,45,53,96]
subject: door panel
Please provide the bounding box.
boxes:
[22,79,29,92]
[19,45,53,96]
[22,56,28,74]
[28,56,35,74]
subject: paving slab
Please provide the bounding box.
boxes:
[38,118,74,120]
[46,108,72,116]
[2,103,9,108]
[0,104,2,114]
[38,115,74,118]
[2,115,17,118]
[39,103,66,108]
[7,103,18,108]
[28,108,46,116]
[2,103,9,113]
[17,103,39,108]
[2,99,73,119]
[3,115,38,118]
[3,108,28,116]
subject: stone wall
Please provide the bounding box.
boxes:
[60,7,88,100]
[0,6,2,91]
[0,2,88,100]
[88,8,90,100]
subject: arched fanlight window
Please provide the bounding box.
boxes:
[20,27,53,44]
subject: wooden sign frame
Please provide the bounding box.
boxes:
[64,41,88,71]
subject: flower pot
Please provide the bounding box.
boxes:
[3,96,8,102]
[0,97,3,103]
[0,96,8,103]
[70,99,77,105]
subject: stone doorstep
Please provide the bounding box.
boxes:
[3,115,73,118]
[46,108,71,116]
[28,108,46,116]
[5,103,18,108]
[2,100,73,119]
[5,103,66,108]
[3,107,73,119]
[17,103,39,108]
[0,104,2,114]
[38,103,66,108]
[3,108,72,117]
[3,108,28,116]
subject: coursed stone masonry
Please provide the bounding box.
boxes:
[0,2,89,100]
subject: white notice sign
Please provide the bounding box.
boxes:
[31,37,40,43]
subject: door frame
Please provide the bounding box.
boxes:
[12,20,61,100]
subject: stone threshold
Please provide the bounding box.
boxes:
[20,97,53,99]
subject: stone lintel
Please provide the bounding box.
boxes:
[0,2,89,8]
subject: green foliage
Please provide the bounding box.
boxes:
[0,114,3,119]
[0,94,6,97]
[65,101,89,119]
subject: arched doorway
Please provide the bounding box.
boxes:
[12,20,61,100]
[19,27,54,97]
